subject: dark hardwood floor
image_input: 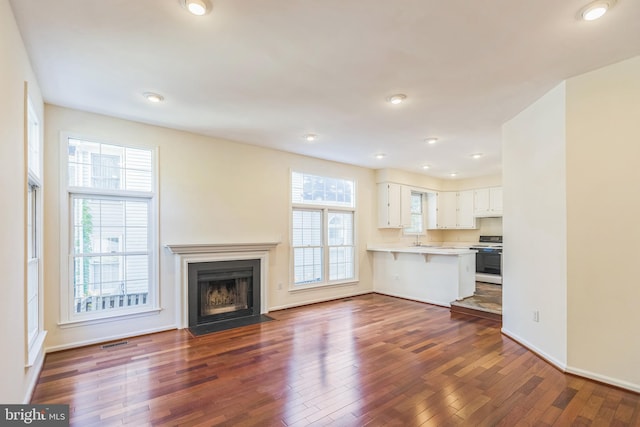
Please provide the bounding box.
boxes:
[32,294,640,426]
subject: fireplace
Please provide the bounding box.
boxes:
[188,259,260,329]
[166,242,279,331]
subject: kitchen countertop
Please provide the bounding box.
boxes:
[367,244,476,255]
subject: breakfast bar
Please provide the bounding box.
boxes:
[367,245,476,307]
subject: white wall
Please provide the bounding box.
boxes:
[502,56,640,393]
[43,105,378,350]
[501,82,568,368]
[439,174,502,191]
[565,56,640,391]
[0,0,45,403]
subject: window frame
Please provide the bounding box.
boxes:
[403,191,426,236]
[25,95,46,366]
[59,133,160,325]
[290,171,358,290]
[26,181,40,344]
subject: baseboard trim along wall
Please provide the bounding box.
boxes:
[565,366,640,394]
[373,290,450,309]
[45,325,178,353]
[502,328,640,394]
[23,350,46,404]
[501,328,567,371]
[268,291,372,312]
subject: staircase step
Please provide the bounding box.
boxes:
[450,303,502,322]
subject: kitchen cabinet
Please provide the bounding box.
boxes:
[378,182,411,228]
[427,191,477,229]
[457,190,476,228]
[474,187,503,217]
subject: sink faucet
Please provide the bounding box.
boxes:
[413,235,422,246]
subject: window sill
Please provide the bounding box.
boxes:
[289,279,359,293]
[58,307,163,329]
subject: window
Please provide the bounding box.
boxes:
[26,96,45,365]
[404,191,425,235]
[91,153,121,189]
[27,183,39,344]
[63,137,157,320]
[291,172,356,287]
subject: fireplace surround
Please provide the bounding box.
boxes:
[166,242,279,330]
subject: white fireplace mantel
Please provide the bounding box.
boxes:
[166,241,280,328]
[166,241,280,254]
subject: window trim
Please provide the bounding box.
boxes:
[25,94,46,367]
[26,180,40,344]
[403,190,426,236]
[289,170,358,291]
[59,132,160,324]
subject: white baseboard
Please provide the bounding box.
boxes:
[373,290,450,308]
[45,325,177,353]
[268,290,372,311]
[502,327,640,394]
[501,327,567,370]
[23,350,46,404]
[565,366,640,394]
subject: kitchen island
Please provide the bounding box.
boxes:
[367,245,476,307]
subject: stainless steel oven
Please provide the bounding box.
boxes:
[470,236,502,285]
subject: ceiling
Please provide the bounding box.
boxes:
[9,0,640,179]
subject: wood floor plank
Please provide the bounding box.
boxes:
[31,294,640,426]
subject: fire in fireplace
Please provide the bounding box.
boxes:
[200,274,249,316]
[188,259,261,329]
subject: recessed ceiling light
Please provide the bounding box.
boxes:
[471,153,484,159]
[449,172,458,177]
[425,137,438,145]
[304,134,317,142]
[422,165,431,170]
[387,94,407,105]
[143,92,164,103]
[183,0,208,16]
[375,153,386,159]
[579,0,615,21]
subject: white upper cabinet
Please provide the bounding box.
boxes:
[436,192,457,229]
[457,190,476,228]
[378,183,411,228]
[427,191,477,229]
[489,187,503,214]
[473,187,503,217]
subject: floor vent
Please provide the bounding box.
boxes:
[102,341,129,349]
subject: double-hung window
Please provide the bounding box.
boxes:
[26,96,45,365]
[291,171,356,288]
[63,137,157,321]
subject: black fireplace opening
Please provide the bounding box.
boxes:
[188,259,262,330]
